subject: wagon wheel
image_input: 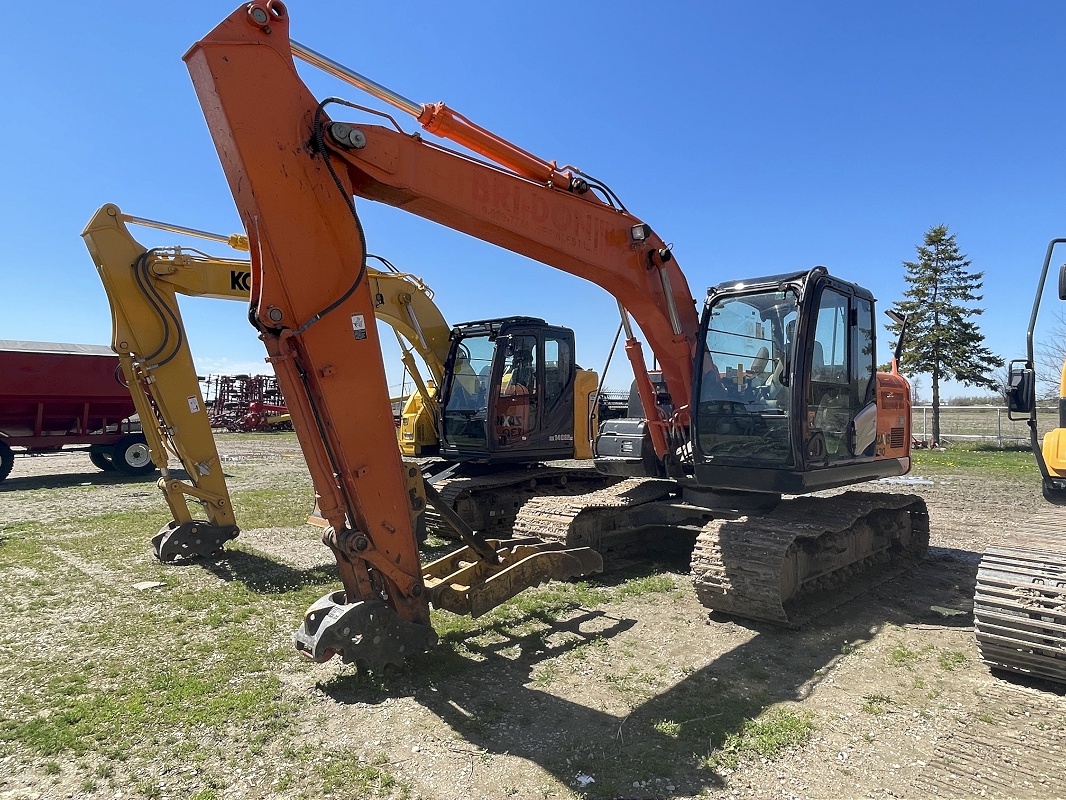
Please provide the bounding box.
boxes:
[111,434,157,476]
[0,441,13,482]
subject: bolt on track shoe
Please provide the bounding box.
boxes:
[295,592,439,671]
[152,520,239,562]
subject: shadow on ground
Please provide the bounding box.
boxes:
[0,467,193,492]
[317,549,981,798]
[192,548,337,593]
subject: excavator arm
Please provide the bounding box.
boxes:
[84,202,453,562]
[84,204,248,560]
[186,4,606,667]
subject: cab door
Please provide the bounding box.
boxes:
[492,331,539,453]
[804,285,877,462]
[490,325,576,461]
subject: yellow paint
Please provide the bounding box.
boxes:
[573,369,599,459]
[84,204,454,531]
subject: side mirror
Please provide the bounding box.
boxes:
[1006,360,1036,415]
[884,309,908,365]
[1058,263,1066,301]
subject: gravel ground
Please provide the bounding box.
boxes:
[0,435,1064,800]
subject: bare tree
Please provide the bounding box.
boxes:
[1037,308,1066,399]
[995,360,1013,406]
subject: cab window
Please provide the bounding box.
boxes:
[695,290,797,465]
[543,338,571,410]
[811,289,849,385]
[853,297,875,404]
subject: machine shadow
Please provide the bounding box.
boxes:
[319,547,980,797]
[192,535,480,594]
[0,467,189,492]
[197,548,336,593]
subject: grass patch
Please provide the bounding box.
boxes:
[861,693,897,715]
[938,650,968,671]
[653,719,682,738]
[566,635,608,664]
[229,486,315,530]
[911,444,1038,479]
[0,521,50,567]
[710,708,815,770]
[533,662,560,686]
[890,642,921,667]
[615,573,676,599]
[0,657,291,758]
[320,751,408,799]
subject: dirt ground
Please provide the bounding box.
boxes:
[0,436,1064,800]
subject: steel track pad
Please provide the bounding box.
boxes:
[295,592,438,671]
[152,520,239,562]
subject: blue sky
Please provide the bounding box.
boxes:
[2,1,1064,400]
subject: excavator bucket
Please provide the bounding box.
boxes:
[294,539,602,669]
[295,593,439,670]
[423,538,604,618]
[152,519,239,562]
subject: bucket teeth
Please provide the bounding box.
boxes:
[152,520,239,562]
[294,593,438,671]
[422,538,603,617]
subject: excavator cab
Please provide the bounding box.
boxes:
[692,267,908,494]
[439,318,579,464]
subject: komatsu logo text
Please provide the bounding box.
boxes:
[230,271,251,291]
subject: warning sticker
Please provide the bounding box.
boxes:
[352,314,367,341]
[187,396,201,414]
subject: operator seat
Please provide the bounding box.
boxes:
[749,346,770,388]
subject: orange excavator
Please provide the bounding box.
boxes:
[184,2,928,670]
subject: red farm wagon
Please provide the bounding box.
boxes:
[0,340,156,482]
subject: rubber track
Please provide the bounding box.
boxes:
[422,466,616,539]
[914,682,1066,797]
[975,509,1066,685]
[518,484,929,626]
[511,478,678,546]
[691,491,928,626]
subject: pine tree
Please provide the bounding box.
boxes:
[887,225,1002,446]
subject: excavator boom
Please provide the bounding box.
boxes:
[186,5,698,446]
[186,5,605,665]
[86,203,453,561]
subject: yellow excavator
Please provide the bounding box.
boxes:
[977,238,1066,686]
[83,203,454,560]
[85,203,615,561]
